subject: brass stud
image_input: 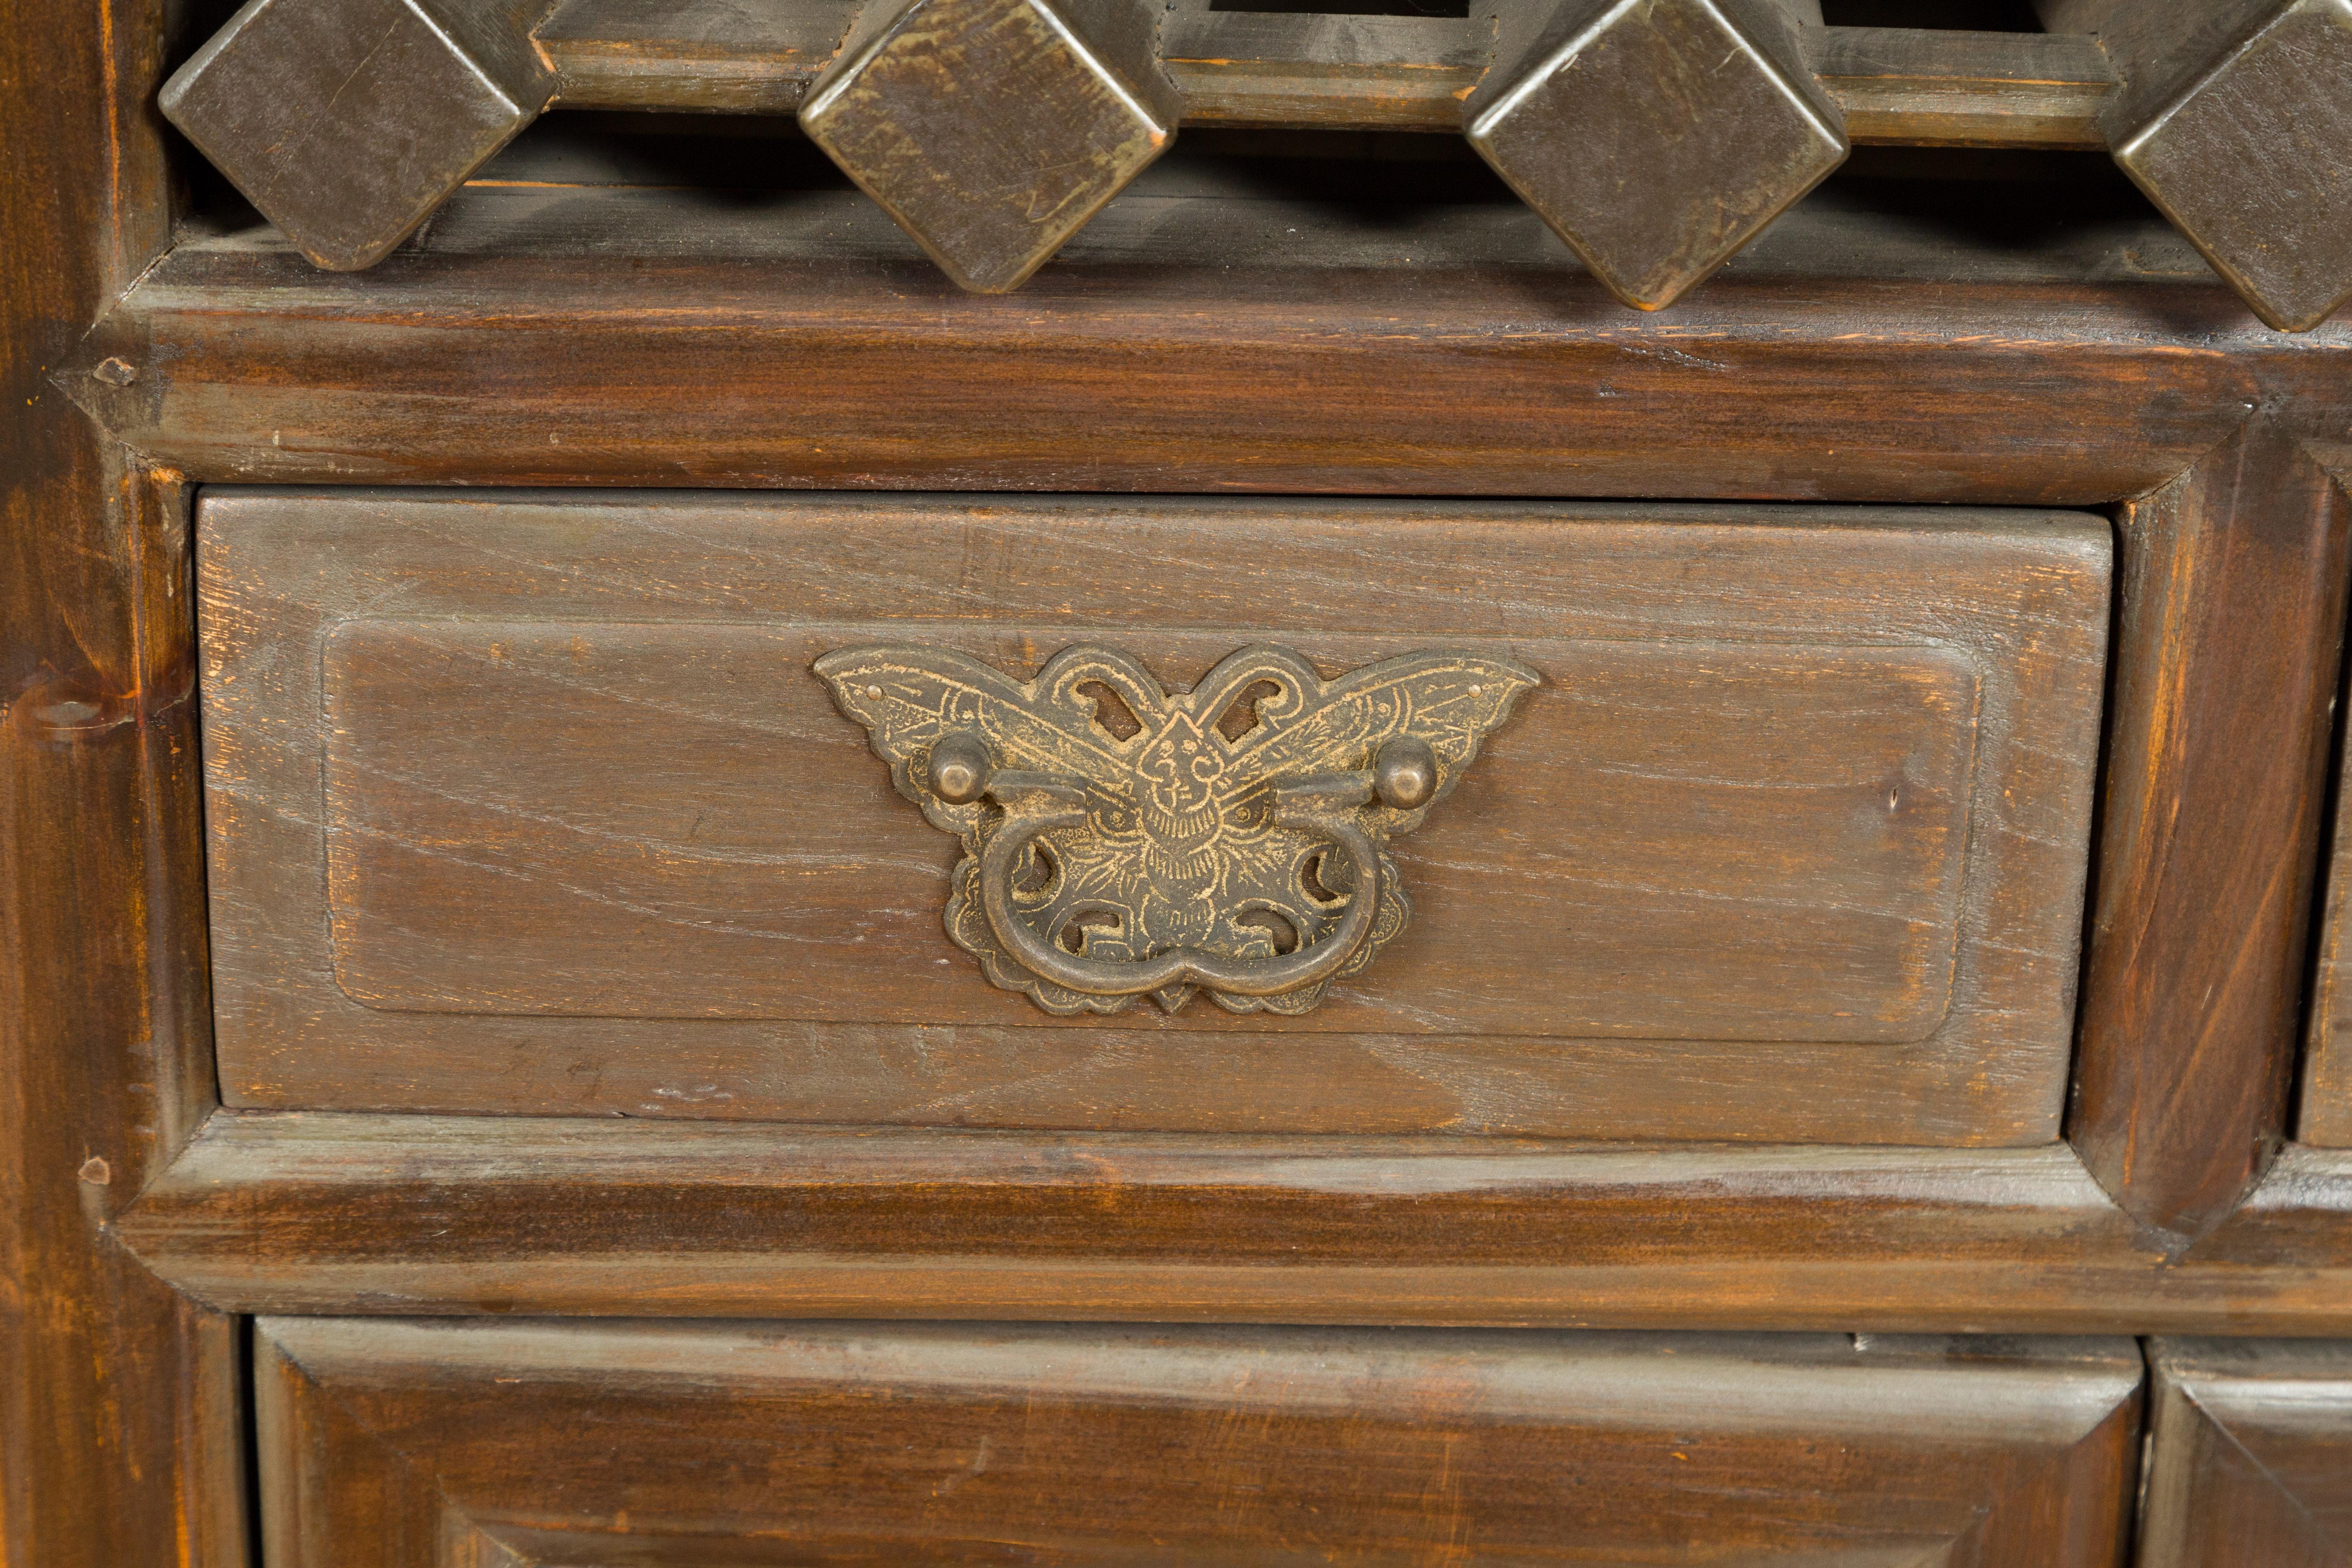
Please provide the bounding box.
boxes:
[927,732,994,804]
[1373,736,1439,810]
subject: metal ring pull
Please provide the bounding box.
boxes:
[976,770,1386,1002]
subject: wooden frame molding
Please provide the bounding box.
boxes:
[1,2,249,1565]
[253,1317,2147,1566]
[2074,426,2352,1237]
[65,172,2352,1247]
[14,10,2352,1551]
[114,1112,2352,1331]
[537,1,2125,146]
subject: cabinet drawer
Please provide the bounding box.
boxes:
[199,491,2109,1143]
[2141,1340,2352,1567]
[258,1321,2141,1567]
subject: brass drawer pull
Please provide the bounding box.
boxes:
[819,643,1537,1016]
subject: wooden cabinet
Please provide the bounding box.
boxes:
[22,4,2352,1562]
[199,489,2108,1144]
[2141,1339,2352,1567]
[259,1320,2144,1567]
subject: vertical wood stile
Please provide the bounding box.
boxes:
[2073,424,2352,1240]
[1,0,249,1564]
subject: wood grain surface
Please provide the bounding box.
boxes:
[534,0,2125,146]
[1811,26,2113,149]
[0,2,249,1565]
[115,1110,2352,1332]
[68,150,2265,502]
[2140,1338,2352,1567]
[256,1316,2144,1566]
[199,490,2107,1145]
[2071,425,2352,1235]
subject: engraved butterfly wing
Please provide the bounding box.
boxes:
[814,646,1141,843]
[1207,647,1541,825]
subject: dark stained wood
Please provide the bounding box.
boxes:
[1160,2,1484,131]
[0,0,249,1564]
[1808,26,2113,150]
[160,0,560,271]
[540,0,858,114]
[1463,0,1846,312]
[2037,0,2352,331]
[113,1113,2352,1331]
[2071,423,2352,1239]
[799,0,1182,293]
[537,2,2135,144]
[198,491,2106,1145]
[257,1317,2143,1567]
[67,167,2263,501]
[2140,1338,2352,1566]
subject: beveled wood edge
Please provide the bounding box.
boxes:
[2068,428,2352,1240]
[108,1106,2352,1331]
[65,239,2307,505]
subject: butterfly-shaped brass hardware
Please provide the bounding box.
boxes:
[815,643,1539,1017]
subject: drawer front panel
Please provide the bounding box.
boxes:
[201,491,2110,1143]
[258,1320,2143,1568]
[323,619,1978,1042]
[2141,1339,2352,1568]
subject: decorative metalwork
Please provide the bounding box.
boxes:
[816,643,1538,1016]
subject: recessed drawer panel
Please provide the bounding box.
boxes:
[199,491,2110,1143]
[257,1321,2143,1568]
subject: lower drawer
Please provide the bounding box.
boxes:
[258,1320,2141,1566]
[2141,1339,2352,1567]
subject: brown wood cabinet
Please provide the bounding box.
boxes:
[13,2,2352,1563]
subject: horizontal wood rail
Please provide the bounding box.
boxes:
[544,7,2117,149]
[160,0,2352,327]
[111,1109,2352,1331]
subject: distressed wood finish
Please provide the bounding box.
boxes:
[540,3,2125,145]
[0,2,249,1565]
[2072,426,2352,1236]
[115,1114,2352,1332]
[2037,0,2352,331]
[198,492,2106,1145]
[538,0,858,114]
[160,0,560,271]
[2140,1339,2352,1567]
[66,167,2257,502]
[799,0,1182,292]
[1463,0,1845,311]
[159,0,2143,291]
[61,148,2352,1226]
[256,1317,2144,1566]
